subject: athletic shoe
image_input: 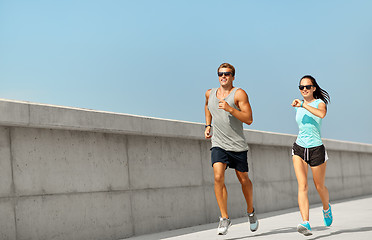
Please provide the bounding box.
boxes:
[217,217,232,235]
[248,210,259,232]
[323,203,333,226]
[297,222,312,236]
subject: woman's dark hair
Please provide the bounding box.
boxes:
[300,75,330,105]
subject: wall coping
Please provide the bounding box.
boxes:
[1,98,371,153]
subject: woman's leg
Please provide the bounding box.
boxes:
[293,155,310,221]
[311,162,329,210]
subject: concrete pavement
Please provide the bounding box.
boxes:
[125,195,372,240]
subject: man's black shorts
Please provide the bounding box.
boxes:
[211,147,249,172]
[292,142,328,167]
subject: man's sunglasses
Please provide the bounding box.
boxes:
[299,85,313,90]
[218,72,233,77]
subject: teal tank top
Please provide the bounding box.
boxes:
[208,88,248,152]
[295,99,324,148]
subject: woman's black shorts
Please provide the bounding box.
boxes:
[211,147,249,172]
[292,142,328,167]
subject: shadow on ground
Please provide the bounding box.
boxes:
[224,226,372,240]
[225,227,297,240]
[309,226,372,240]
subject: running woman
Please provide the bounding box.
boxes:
[291,75,333,236]
[204,63,258,235]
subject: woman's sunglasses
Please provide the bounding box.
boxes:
[299,85,313,90]
[218,72,233,77]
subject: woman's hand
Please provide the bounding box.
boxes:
[291,99,302,107]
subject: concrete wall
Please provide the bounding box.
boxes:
[0,98,371,240]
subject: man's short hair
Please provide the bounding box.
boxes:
[218,63,235,77]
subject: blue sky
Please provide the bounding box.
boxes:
[1,0,371,144]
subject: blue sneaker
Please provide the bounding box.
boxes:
[297,222,312,236]
[323,203,333,226]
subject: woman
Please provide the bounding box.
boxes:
[291,75,332,236]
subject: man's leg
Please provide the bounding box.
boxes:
[213,162,228,218]
[236,170,258,231]
[235,170,253,213]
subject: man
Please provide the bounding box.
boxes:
[204,63,258,235]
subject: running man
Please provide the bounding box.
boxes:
[204,63,258,235]
[291,75,333,236]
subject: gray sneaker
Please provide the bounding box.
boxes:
[248,210,259,232]
[217,217,232,235]
[297,222,312,236]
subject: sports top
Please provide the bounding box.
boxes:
[208,87,248,152]
[295,99,324,148]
